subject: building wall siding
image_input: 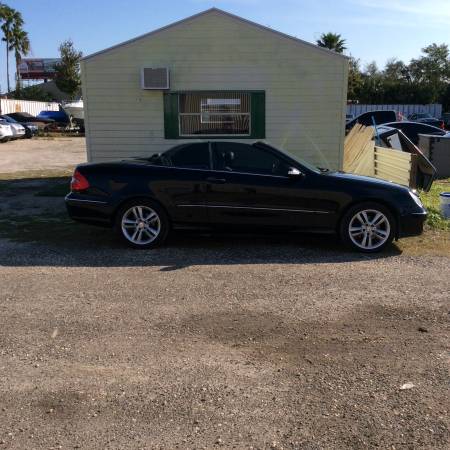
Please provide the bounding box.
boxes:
[83,11,348,170]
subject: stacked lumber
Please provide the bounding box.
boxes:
[343,125,375,176]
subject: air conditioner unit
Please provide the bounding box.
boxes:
[141,67,170,90]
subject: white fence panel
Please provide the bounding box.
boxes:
[0,99,59,116]
[347,104,442,118]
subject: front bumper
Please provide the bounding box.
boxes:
[398,211,427,238]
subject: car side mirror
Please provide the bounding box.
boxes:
[287,167,303,177]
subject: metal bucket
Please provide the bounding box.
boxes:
[440,192,450,219]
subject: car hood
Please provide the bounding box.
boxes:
[325,171,408,191]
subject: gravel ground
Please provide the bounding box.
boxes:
[0,179,449,449]
[0,137,86,173]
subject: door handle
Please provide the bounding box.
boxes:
[206,177,226,184]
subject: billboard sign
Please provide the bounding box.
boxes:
[18,58,61,80]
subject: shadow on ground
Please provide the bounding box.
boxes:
[0,175,402,269]
[0,225,402,269]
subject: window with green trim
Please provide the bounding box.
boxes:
[164,91,265,139]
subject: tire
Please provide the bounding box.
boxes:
[114,199,170,249]
[340,202,395,253]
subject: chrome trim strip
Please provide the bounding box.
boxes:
[65,197,108,205]
[177,204,331,214]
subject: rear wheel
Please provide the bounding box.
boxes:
[340,202,395,253]
[115,199,169,249]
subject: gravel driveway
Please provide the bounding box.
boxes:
[0,137,86,173]
[0,178,449,449]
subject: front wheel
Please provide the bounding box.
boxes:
[340,202,395,253]
[115,199,169,249]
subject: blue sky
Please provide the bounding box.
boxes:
[1,0,449,93]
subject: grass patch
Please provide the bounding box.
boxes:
[0,213,116,247]
[36,131,84,139]
[35,180,70,197]
[398,229,450,256]
[419,178,450,231]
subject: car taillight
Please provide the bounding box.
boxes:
[439,121,445,130]
[70,169,90,192]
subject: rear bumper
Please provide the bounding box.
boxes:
[65,193,114,227]
[398,211,427,238]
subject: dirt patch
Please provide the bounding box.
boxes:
[0,172,449,449]
[0,235,449,449]
[0,136,86,174]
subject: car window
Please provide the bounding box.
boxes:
[168,143,210,170]
[213,142,290,176]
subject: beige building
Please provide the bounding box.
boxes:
[81,8,348,169]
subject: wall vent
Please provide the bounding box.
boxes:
[141,68,170,90]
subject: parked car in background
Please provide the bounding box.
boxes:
[441,112,450,129]
[7,120,25,139]
[408,112,433,121]
[0,118,13,142]
[407,112,445,129]
[66,141,427,253]
[346,110,400,131]
[6,112,54,130]
[1,115,38,138]
[382,121,448,145]
[37,110,69,127]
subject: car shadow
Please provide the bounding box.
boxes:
[0,175,403,269]
[0,225,402,269]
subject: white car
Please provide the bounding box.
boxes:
[8,121,26,139]
[0,119,13,142]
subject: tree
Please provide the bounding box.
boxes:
[316,32,347,53]
[409,43,450,103]
[54,39,82,99]
[1,4,23,92]
[347,56,362,101]
[11,84,52,102]
[384,58,410,83]
[9,23,30,90]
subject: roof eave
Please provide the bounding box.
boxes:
[82,7,349,62]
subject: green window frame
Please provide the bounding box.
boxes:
[164,90,265,139]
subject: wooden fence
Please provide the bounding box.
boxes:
[344,125,417,188]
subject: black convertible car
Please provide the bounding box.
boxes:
[66,141,427,252]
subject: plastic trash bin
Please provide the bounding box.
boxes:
[440,192,450,219]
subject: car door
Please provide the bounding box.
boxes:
[205,142,334,228]
[156,142,212,224]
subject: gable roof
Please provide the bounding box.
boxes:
[82,8,348,61]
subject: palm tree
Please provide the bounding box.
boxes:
[1,6,23,92]
[316,32,347,54]
[9,24,30,90]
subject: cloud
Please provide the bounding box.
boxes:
[355,0,450,25]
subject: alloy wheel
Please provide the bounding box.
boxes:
[348,209,391,251]
[121,205,161,245]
